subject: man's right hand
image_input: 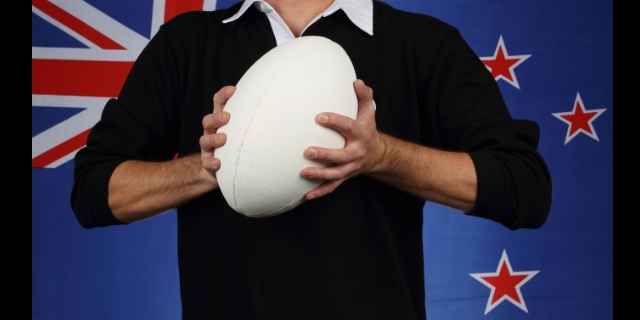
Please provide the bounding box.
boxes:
[105,85,236,223]
[199,85,236,187]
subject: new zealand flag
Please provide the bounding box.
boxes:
[32,0,612,319]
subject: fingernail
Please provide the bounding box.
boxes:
[301,169,313,178]
[317,114,328,124]
[305,148,316,159]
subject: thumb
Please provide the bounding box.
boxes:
[354,80,375,118]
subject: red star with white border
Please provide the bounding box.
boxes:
[480,36,531,89]
[552,93,607,145]
[470,250,539,315]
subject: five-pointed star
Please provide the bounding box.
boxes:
[470,250,539,315]
[552,93,607,145]
[480,35,531,89]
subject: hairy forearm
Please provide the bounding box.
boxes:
[108,153,216,223]
[368,133,478,212]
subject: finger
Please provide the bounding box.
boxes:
[300,163,358,181]
[354,79,373,101]
[306,178,345,200]
[316,112,357,138]
[199,133,227,151]
[201,153,221,172]
[213,86,236,113]
[203,111,230,134]
[304,145,361,164]
[354,79,375,117]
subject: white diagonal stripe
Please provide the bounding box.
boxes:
[203,0,217,11]
[32,5,98,49]
[32,95,109,158]
[51,0,149,51]
[32,47,141,61]
[33,95,109,109]
[150,0,166,38]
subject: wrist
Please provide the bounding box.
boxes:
[367,133,390,174]
[198,167,218,189]
[180,153,217,191]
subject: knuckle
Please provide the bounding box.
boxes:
[338,150,351,162]
[348,144,364,159]
[211,159,221,170]
[215,133,226,145]
[205,135,215,146]
[343,121,353,133]
[213,113,227,128]
[201,157,212,168]
[202,114,213,128]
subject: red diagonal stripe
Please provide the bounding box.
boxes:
[164,0,204,22]
[32,129,91,168]
[32,59,133,97]
[32,0,124,50]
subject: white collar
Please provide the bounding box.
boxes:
[221,0,374,36]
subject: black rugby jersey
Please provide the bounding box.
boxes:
[71,1,551,319]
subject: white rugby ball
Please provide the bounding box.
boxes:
[215,36,358,218]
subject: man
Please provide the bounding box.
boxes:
[71,0,552,319]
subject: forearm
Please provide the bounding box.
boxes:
[108,153,216,223]
[368,133,477,212]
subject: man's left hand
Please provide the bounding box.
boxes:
[301,79,387,200]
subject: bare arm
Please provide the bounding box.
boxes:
[108,154,216,222]
[368,133,477,212]
[106,86,235,223]
[303,80,551,229]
